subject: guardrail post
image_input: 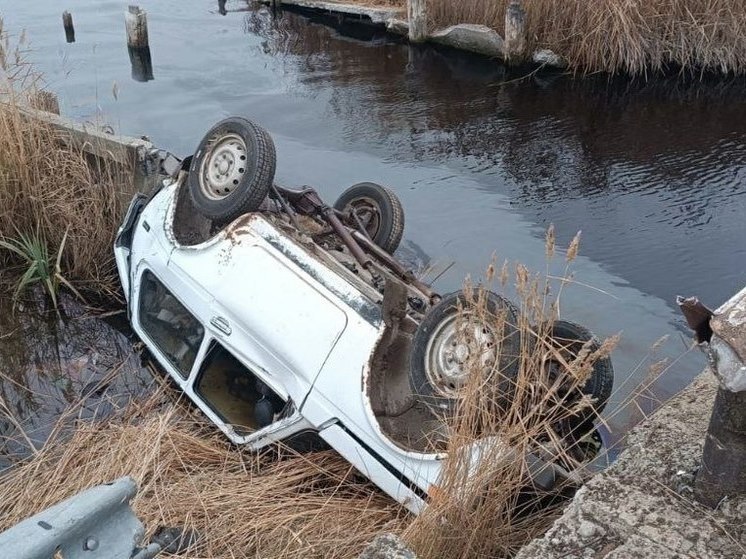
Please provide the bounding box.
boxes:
[407,0,428,43]
[679,292,746,508]
[695,380,746,507]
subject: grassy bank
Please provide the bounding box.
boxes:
[425,0,746,75]
[0,24,127,301]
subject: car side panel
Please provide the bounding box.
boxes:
[168,239,348,406]
[302,322,445,504]
[318,424,426,515]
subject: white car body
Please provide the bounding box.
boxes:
[116,179,445,514]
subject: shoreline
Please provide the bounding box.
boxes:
[259,0,566,68]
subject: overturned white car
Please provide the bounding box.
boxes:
[115,118,613,513]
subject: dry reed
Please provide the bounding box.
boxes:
[0,391,407,558]
[405,231,618,558]
[426,0,746,75]
[0,21,128,295]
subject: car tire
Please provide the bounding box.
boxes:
[188,117,277,224]
[546,320,614,429]
[409,291,521,414]
[333,182,404,254]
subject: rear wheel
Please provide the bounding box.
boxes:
[334,182,404,254]
[409,291,521,414]
[545,320,614,434]
[188,117,276,224]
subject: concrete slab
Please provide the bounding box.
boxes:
[516,371,746,558]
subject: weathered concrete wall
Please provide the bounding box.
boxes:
[9,101,165,194]
[516,370,746,558]
[359,534,417,559]
[260,0,567,66]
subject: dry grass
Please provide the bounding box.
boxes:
[0,22,128,296]
[404,228,618,558]
[426,0,746,75]
[0,391,407,558]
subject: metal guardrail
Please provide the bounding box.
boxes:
[0,477,195,559]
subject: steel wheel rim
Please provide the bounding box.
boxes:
[347,197,381,238]
[199,133,249,200]
[424,311,497,398]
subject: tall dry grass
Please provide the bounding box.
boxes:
[0,22,128,296]
[0,390,407,558]
[405,229,617,558]
[426,0,746,75]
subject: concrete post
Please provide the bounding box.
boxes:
[407,0,428,43]
[62,11,75,43]
[504,0,527,64]
[125,6,149,50]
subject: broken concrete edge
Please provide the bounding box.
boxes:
[257,1,567,68]
[515,370,746,558]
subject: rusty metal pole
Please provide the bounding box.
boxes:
[679,291,746,508]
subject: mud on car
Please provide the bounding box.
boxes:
[115,117,614,514]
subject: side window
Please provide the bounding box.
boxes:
[138,270,204,378]
[195,342,288,436]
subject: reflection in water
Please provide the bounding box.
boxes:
[244,7,746,309]
[0,291,153,466]
[128,46,154,82]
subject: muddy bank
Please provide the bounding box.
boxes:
[515,370,746,558]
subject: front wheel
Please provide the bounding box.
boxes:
[409,291,521,414]
[333,182,404,254]
[188,117,277,225]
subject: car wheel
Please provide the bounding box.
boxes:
[333,182,404,254]
[409,291,521,414]
[188,117,276,224]
[545,320,614,431]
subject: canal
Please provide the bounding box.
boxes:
[2,0,745,453]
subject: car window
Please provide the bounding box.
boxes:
[195,342,287,436]
[138,270,204,378]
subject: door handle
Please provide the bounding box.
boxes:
[210,316,232,336]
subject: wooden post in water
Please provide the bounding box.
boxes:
[407,0,428,43]
[62,11,75,43]
[125,6,149,50]
[270,0,283,10]
[504,0,527,64]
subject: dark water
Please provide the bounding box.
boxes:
[0,292,153,465]
[3,0,746,450]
